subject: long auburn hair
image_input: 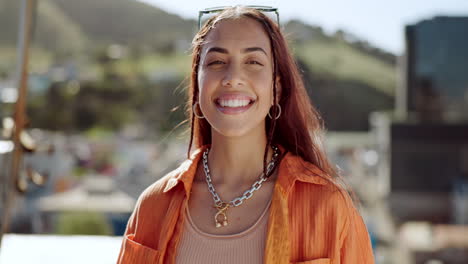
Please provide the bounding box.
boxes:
[187,6,339,181]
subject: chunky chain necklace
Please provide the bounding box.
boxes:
[202,146,280,228]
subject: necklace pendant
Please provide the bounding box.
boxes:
[214,203,229,228]
[215,211,228,228]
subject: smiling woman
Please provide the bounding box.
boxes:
[117,6,374,264]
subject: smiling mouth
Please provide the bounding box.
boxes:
[214,97,256,115]
[215,98,255,108]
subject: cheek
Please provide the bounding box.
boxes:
[197,71,212,98]
[198,76,213,99]
[253,74,274,103]
[198,67,220,88]
[197,72,217,113]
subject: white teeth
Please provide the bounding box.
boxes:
[219,99,250,107]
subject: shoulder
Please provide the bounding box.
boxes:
[286,153,358,222]
[134,159,191,210]
[287,158,374,261]
[287,156,366,242]
[283,152,345,193]
[132,146,205,214]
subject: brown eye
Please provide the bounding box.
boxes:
[207,60,225,66]
[247,60,263,66]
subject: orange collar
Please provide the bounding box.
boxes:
[162,145,329,196]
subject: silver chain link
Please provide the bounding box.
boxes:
[203,146,279,207]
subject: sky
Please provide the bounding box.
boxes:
[138,0,468,55]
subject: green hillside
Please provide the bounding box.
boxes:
[298,40,395,96]
[1,1,396,96]
[284,20,396,96]
[0,0,85,53]
[0,0,397,131]
[52,0,195,47]
[0,0,194,54]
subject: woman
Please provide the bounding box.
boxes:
[118,6,374,264]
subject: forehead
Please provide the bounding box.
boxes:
[201,17,271,55]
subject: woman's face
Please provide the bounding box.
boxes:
[197,17,275,138]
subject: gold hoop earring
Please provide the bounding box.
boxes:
[193,102,205,119]
[268,104,281,119]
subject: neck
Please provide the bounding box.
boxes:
[205,129,274,188]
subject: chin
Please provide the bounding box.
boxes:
[210,119,266,139]
[212,125,253,138]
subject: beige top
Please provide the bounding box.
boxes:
[175,199,272,264]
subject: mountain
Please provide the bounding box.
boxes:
[0,0,86,55]
[0,0,195,53]
[0,0,397,131]
[51,0,195,47]
[284,20,396,96]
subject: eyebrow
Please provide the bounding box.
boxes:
[206,46,268,56]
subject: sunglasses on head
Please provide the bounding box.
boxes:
[198,5,280,29]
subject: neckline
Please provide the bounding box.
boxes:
[184,197,272,239]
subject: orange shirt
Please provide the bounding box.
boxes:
[117,146,375,263]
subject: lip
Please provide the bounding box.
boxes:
[214,94,256,115]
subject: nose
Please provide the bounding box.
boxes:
[221,64,243,87]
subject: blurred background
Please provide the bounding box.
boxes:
[0,0,467,263]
